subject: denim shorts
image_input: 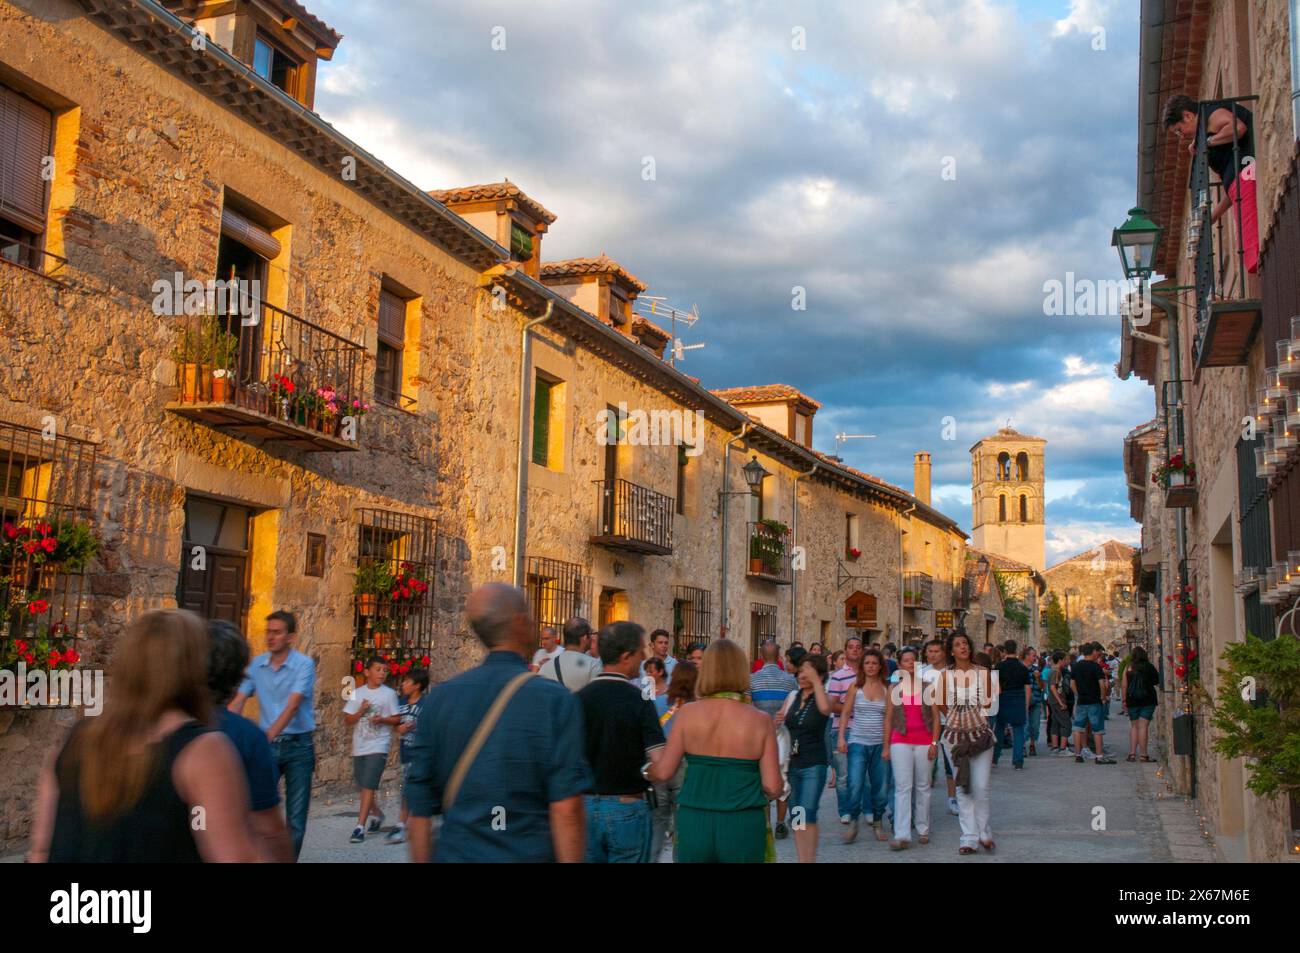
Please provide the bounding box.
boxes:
[1127,704,1156,721]
[1072,703,1106,732]
[788,763,829,825]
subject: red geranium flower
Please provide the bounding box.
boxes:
[64,649,80,665]
[49,650,62,666]
[3,523,17,539]
[34,522,52,536]
[28,599,49,615]
[21,652,34,665]
[41,537,57,553]
[354,660,363,673]
[421,654,430,666]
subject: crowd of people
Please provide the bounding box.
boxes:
[23,584,1162,863]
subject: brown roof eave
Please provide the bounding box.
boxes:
[77,0,508,273]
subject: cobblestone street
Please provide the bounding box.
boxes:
[299,726,1218,864]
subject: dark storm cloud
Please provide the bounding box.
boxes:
[310,0,1146,555]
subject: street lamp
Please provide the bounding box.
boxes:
[1111,206,1163,280]
[741,455,770,491]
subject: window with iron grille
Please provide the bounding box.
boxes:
[672,584,712,657]
[0,419,98,674]
[1237,436,1275,639]
[527,556,592,637]
[1112,584,1134,611]
[750,602,777,658]
[352,508,437,670]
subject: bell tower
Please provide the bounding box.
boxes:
[970,427,1046,572]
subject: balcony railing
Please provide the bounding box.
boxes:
[0,233,69,281]
[1159,380,1197,508]
[903,571,933,610]
[745,521,792,585]
[166,299,366,452]
[591,479,674,555]
[1190,95,1261,370]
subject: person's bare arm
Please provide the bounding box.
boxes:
[881,689,894,760]
[759,724,783,800]
[249,807,292,863]
[174,734,257,862]
[648,714,685,783]
[549,794,585,863]
[811,677,833,716]
[266,692,304,740]
[407,817,432,863]
[1206,108,1248,147]
[26,748,59,862]
[343,699,369,727]
[837,683,857,752]
[227,691,249,715]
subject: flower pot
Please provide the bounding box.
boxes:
[1169,470,1186,488]
[211,371,231,403]
[357,594,377,617]
[179,363,203,402]
[749,557,764,574]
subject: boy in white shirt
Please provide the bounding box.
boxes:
[343,656,401,843]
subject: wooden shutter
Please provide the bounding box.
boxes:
[532,377,552,466]
[0,84,53,234]
[378,288,406,347]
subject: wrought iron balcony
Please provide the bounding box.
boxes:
[745,521,792,585]
[1189,95,1261,371]
[166,299,366,452]
[591,479,674,555]
[903,571,933,610]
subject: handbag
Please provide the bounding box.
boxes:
[442,671,533,812]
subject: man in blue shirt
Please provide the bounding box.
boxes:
[207,619,291,862]
[405,583,590,862]
[229,610,317,861]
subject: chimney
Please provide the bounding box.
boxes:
[914,452,931,505]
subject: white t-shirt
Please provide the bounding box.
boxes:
[532,646,563,669]
[344,684,400,756]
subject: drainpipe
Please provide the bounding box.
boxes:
[898,503,916,644]
[790,464,819,643]
[1151,291,1195,798]
[718,423,752,639]
[512,297,555,587]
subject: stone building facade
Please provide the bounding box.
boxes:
[969,427,1046,574]
[1042,541,1140,649]
[1118,0,1300,862]
[0,0,973,851]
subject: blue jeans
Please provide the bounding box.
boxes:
[1026,698,1042,746]
[584,796,652,863]
[788,763,829,825]
[271,732,315,861]
[993,697,1026,767]
[831,743,851,818]
[846,743,888,822]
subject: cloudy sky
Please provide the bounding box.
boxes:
[309,0,1149,566]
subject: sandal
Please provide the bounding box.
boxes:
[1126,754,1136,762]
[980,839,995,853]
[1140,756,1156,763]
[958,846,976,855]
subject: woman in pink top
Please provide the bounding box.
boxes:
[882,646,941,850]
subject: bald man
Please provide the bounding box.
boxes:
[405,583,591,862]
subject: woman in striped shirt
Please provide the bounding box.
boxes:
[836,647,890,844]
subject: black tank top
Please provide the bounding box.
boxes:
[48,720,210,863]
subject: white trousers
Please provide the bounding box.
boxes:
[889,743,933,839]
[945,742,992,848]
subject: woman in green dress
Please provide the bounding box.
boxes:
[649,639,783,862]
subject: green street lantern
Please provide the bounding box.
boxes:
[1111,206,1163,280]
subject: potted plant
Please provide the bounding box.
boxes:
[51,519,101,574]
[370,615,394,650]
[172,317,238,402]
[749,535,766,574]
[210,325,237,402]
[269,374,295,420]
[1153,452,1196,489]
[353,560,396,617]
[847,546,862,561]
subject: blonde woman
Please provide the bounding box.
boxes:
[29,609,256,862]
[650,639,783,863]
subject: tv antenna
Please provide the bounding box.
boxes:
[833,433,876,460]
[637,295,701,368]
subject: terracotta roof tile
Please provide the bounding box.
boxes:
[540,255,645,292]
[631,316,670,343]
[1046,540,1138,570]
[283,0,342,46]
[710,384,822,410]
[427,181,557,225]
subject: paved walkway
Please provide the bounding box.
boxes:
[299,734,1217,863]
